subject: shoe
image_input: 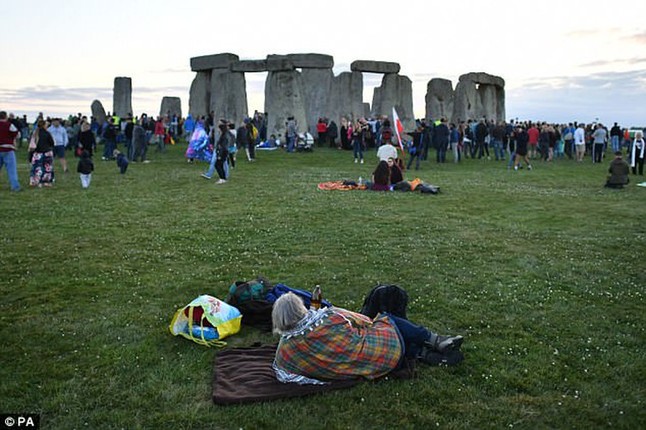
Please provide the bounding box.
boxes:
[360,159,364,164]
[528,164,533,170]
[201,174,211,180]
[143,160,151,164]
[418,348,464,366]
[216,179,227,184]
[354,159,358,163]
[425,335,463,353]
[514,165,518,171]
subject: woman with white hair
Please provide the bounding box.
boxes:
[630,131,645,175]
[271,292,464,384]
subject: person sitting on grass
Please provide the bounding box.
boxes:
[605,151,629,189]
[271,292,464,384]
[388,157,403,184]
[368,160,391,191]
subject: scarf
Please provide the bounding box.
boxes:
[631,138,645,167]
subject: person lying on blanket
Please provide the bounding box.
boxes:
[271,292,464,384]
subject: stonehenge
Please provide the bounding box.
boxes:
[101,54,506,137]
[188,53,505,137]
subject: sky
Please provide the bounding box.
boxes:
[2,0,646,127]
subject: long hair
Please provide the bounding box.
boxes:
[373,160,390,186]
[272,292,307,335]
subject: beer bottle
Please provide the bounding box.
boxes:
[311,285,322,310]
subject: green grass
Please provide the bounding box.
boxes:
[1,144,644,429]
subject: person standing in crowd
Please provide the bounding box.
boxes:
[245,119,257,162]
[474,118,489,159]
[77,150,94,189]
[316,118,328,147]
[406,124,424,170]
[351,119,365,164]
[30,120,55,187]
[513,124,532,171]
[574,122,586,162]
[450,122,461,163]
[102,117,117,160]
[327,119,338,148]
[286,116,298,153]
[124,116,135,161]
[132,121,148,163]
[433,118,450,163]
[630,131,645,176]
[527,122,539,159]
[537,124,550,161]
[183,114,195,143]
[154,116,166,153]
[77,122,96,158]
[340,118,350,150]
[202,121,232,182]
[0,111,21,192]
[48,118,69,172]
[562,123,575,160]
[592,123,608,164]
[491,121,506,161]
[610,122,622,153]
[227,122,237,169]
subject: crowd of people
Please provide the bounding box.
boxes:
[1,108,644,192]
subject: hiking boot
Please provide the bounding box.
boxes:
[418,348,464,366]
[425,334,463,353]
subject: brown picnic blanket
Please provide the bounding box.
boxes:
[212,344,358,405]
[212,344,416,405]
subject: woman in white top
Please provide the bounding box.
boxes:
[630,131,645,175]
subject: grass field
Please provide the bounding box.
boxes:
[1,143,644,429]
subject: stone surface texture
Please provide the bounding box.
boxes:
[91,100,107,125]
[113,77,132,118]
[425,78,454,122]
[160,97,182,118]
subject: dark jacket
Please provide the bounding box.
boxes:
[35,128,55,153]
[77,153,94,174]
[607,157,629,185]
[433,123,450,148]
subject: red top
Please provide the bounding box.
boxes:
[527,127,539,144]
[0,120,19,151]
[316,122,327,133]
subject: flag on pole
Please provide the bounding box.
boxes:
[392,107,405,152]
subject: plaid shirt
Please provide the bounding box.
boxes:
[274,308,403,381]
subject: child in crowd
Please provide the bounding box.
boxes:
[113,149,129,174]
[77,150,94,189]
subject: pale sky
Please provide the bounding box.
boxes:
[2,0,646,126]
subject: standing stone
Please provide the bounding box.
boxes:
[160,97,182,118]
[113,77,132,118]
[91,100,107,125]
[371,74,415,131]
[452,73,505,122]
[328,71,364,127]
[189,71,211,119]
[210,69,248,127]
[425,78,454,122]
[300,68,333,134]
[264,70,308,138]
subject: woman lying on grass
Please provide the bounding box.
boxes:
[272,292,464,384]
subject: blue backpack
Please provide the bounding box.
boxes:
[266,283,332,309]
